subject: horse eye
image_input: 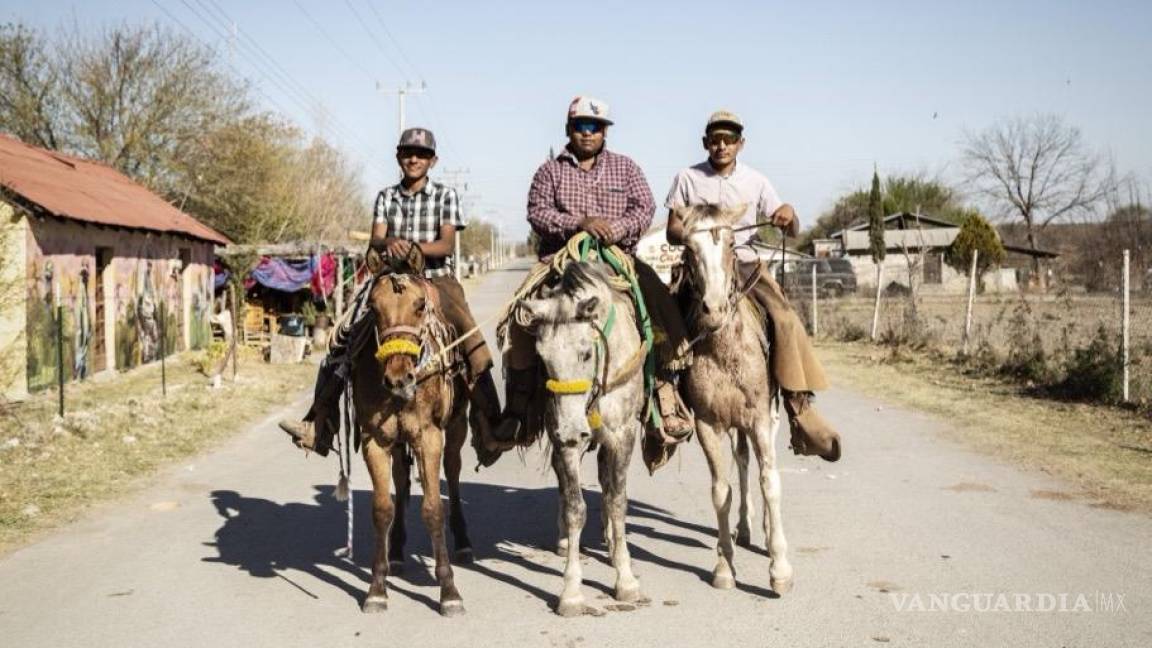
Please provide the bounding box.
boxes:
[415,298,426,312]
[580,349,593,362]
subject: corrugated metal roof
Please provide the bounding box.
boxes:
[843,228,959,251]
[0,133,229,245]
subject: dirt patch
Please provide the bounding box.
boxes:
[1029,489,1078,501]
[866,580,902,593]
[943,482,997,493]
[0,349,314,555]
[795,545,832,555]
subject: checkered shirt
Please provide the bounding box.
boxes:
[373,180,465,277]
[527,147,655,258]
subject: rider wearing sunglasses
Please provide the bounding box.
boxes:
[494,96,697,464]
[664,111,842,462]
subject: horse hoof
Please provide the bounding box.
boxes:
[388,560,405,574]
[556,598,585,617]
[361,596,389,613]
[440,599,466,618]
[454,547,474,565]
[771,578,794,594]
[711,572,735,590]
[614,584,641,603]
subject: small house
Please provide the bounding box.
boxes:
[0,134,229,400]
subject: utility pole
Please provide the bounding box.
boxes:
[377,81,428,138]
[440,167,471,279]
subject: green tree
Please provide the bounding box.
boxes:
[803,173,968,245]
[944,211,1005,289]
[867,170,885,263]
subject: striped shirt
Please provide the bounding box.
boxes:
[373,180,465,277]
[527,147,655,258]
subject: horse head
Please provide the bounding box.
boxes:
[369,272,429,402]
[519,262,615,447]
[677,203,747,331]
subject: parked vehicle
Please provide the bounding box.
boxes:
[779,258,858,297]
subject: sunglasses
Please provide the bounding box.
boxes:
[705,132,742,146]
[570,120,605,134]
[397,147,435,160]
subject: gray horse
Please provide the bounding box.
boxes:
[519,261,646,616]
[676,204,794,594]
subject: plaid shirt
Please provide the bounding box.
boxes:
[527,147,655,257]
[373,180,465,277]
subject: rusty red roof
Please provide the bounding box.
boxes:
[0,133,230,245]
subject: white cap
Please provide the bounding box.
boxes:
[567,96,613,125]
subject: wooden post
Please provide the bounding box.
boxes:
[1123,249,1130,403]
[810,262,818,337]
[160,300,167,397]
[870,263,883,341]
[229,284,239,380]
[56,305,65,418]
[962,249,979,354]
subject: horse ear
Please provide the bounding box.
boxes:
[722,203,749,226]
[576,295,599,320]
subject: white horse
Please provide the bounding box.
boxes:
[519,261,647,616]
[677,204,793,594]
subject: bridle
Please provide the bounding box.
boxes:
[682,224,762,343]
[542,302,618,432]
[372,273,436,375]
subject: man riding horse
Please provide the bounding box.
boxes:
[278,127,504,462]
[494,96,695,455]
[665,110,841,461]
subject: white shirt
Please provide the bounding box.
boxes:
[665,160,783,259]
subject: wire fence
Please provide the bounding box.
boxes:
[782,250,1151,405]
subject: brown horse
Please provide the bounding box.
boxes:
[353,271,470,617]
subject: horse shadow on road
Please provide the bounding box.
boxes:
[202,479,774,612]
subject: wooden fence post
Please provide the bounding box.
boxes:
[1123,249,1130,403]
[810,262,818,337]
[870,264,883,341]
[963,249,979,354]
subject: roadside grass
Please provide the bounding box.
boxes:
[820,341,1152,512]
[0,349,314,555]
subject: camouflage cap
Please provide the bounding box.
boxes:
[397,127,437,153]
[706,110,743,134]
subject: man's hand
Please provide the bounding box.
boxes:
[385,237,414,258]
[770,204,800,237]
[580,216,616,242]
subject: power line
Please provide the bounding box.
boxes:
[341,0,407,81]
[170,0,393,180]
[360,0,425,83]
[289,0,378,84]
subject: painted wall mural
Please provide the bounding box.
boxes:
[23,218,215,391]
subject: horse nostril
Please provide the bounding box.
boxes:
[702,303,712,315]
[405,371,416,382]
[580,431,591,439]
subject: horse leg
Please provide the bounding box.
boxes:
[552,444,587,617]
[361,435,395,613]
[387,444,410,573]
[749,406,793,594]
[696,417,736,589]
[735,431,755,548]
[597,444,613,554]
[414,428,465,616]
[443,409,473,563]
[553,446,571,557]
[599,431,640,603]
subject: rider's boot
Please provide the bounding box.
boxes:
[492,368,533,446]
[654,380,695,442]
[468,370,506,467]
[783,390,841,462]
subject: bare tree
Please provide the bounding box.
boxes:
[0,23,63,149]
[962,114,1117,286]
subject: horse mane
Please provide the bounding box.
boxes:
[557,260,614,297]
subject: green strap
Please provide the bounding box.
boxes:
[576,235,661,429]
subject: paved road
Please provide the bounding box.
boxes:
[1,261,1149,647]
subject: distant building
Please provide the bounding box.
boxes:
[810,212,1056,294]
[0,134,229,400]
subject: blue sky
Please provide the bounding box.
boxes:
[5,0,1150,240]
